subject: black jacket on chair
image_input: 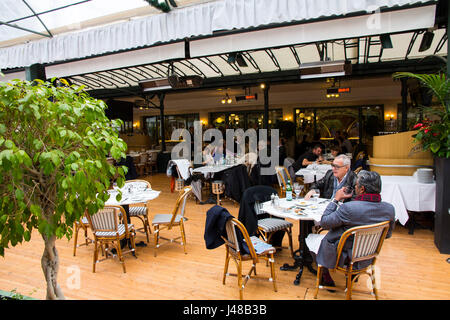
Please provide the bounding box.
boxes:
[204,205,249,253]
[238,185,287,247]
[204,205,233,250]
[238,185,278,237]
[222,164,251,203]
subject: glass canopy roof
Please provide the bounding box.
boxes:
[0,0,207,47]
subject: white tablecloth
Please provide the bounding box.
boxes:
[261,198,330,223]
[295,164,332,184]
[380,175,436,226]
[192,163,238,175]
[105,186,161,206]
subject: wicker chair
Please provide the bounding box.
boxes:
[275,166,290,197]
[136,152,149,176]
[147,151,158,175]
[86,205,136,273]
[254,201,294,258]
[152,186,192,257]
[313,221,390,300]
[222,218,277,300]
[125,179,152,243]
[73,215,92,256]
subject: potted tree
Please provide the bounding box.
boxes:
[0,78,128,299]
[394,72,450,254]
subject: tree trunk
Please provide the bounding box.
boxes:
[41,234,65,300]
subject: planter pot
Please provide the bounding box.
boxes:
[434,157,450,254]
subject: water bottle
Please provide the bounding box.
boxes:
[286,179,293,201]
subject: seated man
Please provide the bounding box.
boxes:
[305,154,357,201]
[292,144,324,172]
[315,170,395,288]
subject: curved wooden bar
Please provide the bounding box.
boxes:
[369,131,433,176]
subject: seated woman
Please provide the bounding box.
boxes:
[321,145,343,165]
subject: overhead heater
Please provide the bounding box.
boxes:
[299,60,352,80]
[138,75,203,92]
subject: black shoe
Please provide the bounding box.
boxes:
[200,198,217,205]
[135,241,147,247]
[320,277,336,293]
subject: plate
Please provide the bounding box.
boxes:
[309,205,318,210]
[297,201,308,206]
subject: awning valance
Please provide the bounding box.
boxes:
[0,0,436,70]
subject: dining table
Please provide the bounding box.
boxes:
[380,175,436,231]
[105,182,161,251]
[295,164,332,184]
[261,197,330,285]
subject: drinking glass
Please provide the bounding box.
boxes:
[312,188,320,203]
[294,183,303,199]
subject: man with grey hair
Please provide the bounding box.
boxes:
[305,154,357,201]
[313,170,395,289]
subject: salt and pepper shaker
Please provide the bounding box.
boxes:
[274,194,280,207]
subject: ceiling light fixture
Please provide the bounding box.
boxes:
[221,93,232,104]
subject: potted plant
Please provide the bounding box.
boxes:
[393,72,450,254]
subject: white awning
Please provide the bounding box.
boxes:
[190,5,437,57]
[0,0,437,70]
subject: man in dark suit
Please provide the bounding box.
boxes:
[305,154,357,201]
[315,170,395,288]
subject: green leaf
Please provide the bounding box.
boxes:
[4,140,14,149]
[30,204,41,216]
[65,201,74,214]
[23,230,31,241]
[15,189,24,201]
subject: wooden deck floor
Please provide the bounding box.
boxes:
[0,173,449,300]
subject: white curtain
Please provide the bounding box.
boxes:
[0,0,432,69]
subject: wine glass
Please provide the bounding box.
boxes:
[294,183,303,200]
[312,188,320,203]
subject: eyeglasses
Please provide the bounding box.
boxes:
[331,163,345,169]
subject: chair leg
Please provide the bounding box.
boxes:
[223,248,230,285]
[345,267,354,300]
[93,240,98,273]
[314,265,323,299]
[129,231,137,258]
[287,227,294,258]
[371,265,379,300]
[180,220,187,254]
[84,226,89,246]
[154,225,159,257]
[117,239,126,273]
[269,253,277,292]
[236,259,243,300]
[73,224,79,256]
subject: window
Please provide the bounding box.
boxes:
[210,109,283,130]
[143,113,199,146]
[294,105,384,151]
